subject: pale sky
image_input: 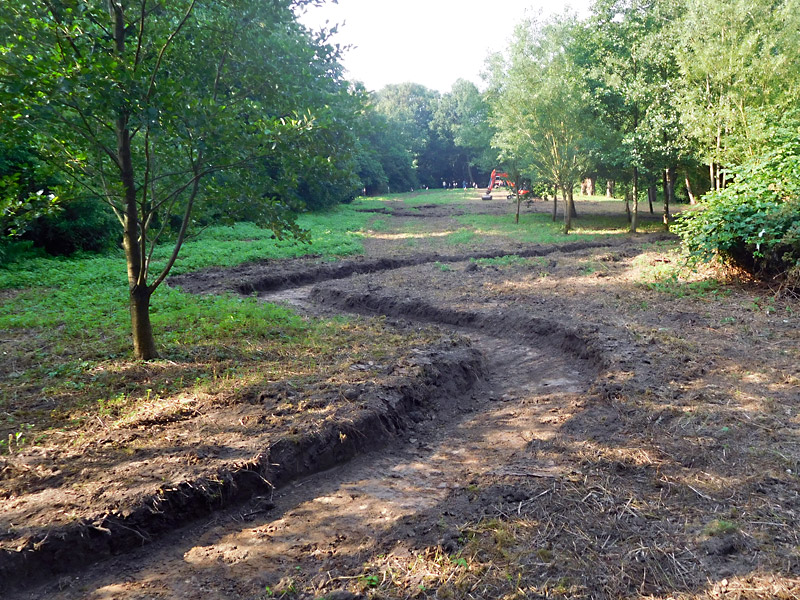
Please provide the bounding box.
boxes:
[297,0,593,93]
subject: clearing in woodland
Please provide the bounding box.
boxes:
[2,189,799,599]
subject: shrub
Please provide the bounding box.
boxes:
[24,197,118,256]
[673,120,800,285]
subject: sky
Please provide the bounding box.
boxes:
[296,0,593,93]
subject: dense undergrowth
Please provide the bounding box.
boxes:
[673,121,800,289]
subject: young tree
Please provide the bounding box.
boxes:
[0,0,345,359]
[675,0,800,189]
[490,15,594,233]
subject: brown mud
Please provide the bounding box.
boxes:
[4,196,800,599]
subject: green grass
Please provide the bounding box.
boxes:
[470,255,530,267]
[351,188,474,208]
[0,205,448,453]
[453,212,665,246]
[0,204,375,347]
[0,204,386,445]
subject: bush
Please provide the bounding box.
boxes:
[673,121,800,285]
[24,197,118,256]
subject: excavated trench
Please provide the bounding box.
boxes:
[9,245,618,599]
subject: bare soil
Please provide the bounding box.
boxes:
[4,194,800,599]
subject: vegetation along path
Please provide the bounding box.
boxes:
[6,192,800,599]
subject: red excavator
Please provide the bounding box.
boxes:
[483,169,530,200]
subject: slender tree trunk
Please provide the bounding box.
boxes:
[130,286,157,360]
[588,176,596,196]
[112,0,158,360]
[568,186,577,219]
[552,185,558,222]
[562,186,572,234]
[664,166,674,228]
[606,180,615,198]
[684,171,696,204]
[648,184,656,214]
[715,128,723,190]
[630,167,639,233]
[624,192,631,223]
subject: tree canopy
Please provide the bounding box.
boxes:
[0,0,360,357]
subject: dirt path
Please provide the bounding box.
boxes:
[22,263,600,598]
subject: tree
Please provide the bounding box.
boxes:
[374,83,444,189]
[434,79,495,185]
[0,0,347,359]
[675,0,800,190]
[673,113,800,285]
[489,15,594,233]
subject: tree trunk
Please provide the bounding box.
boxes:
[624,192,631,223]
[606,180,615,198]
[568,186,577,218]
[130,286,158,360]
[684,171,696,205]
[581,179,588,195]
[562,186,572,234]
[112,1,159,360]
[648,184,656,214]
[552,185,558,222]
[664,166,674,228]
[588,176,596,196]
[715,128,723,190]
[630,167,639,233]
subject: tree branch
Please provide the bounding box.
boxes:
[145,0,197,103]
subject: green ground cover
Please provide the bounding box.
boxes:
[451,212,664,246]
[0,204,381,446]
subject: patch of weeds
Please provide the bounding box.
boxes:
[359,573,380,589]
[578,260,603,275]
[750,295,778,314]
[471,255,527,268]
[703,519,739,536]
[645,270,729,299]
[450,556,469,568]
[446,229,477,245]
[1,423,35,454]
[368,218,389,232]
[97,393,130,419]
[434,261,453,272]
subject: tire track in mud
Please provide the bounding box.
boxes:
[19,256,615,599]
